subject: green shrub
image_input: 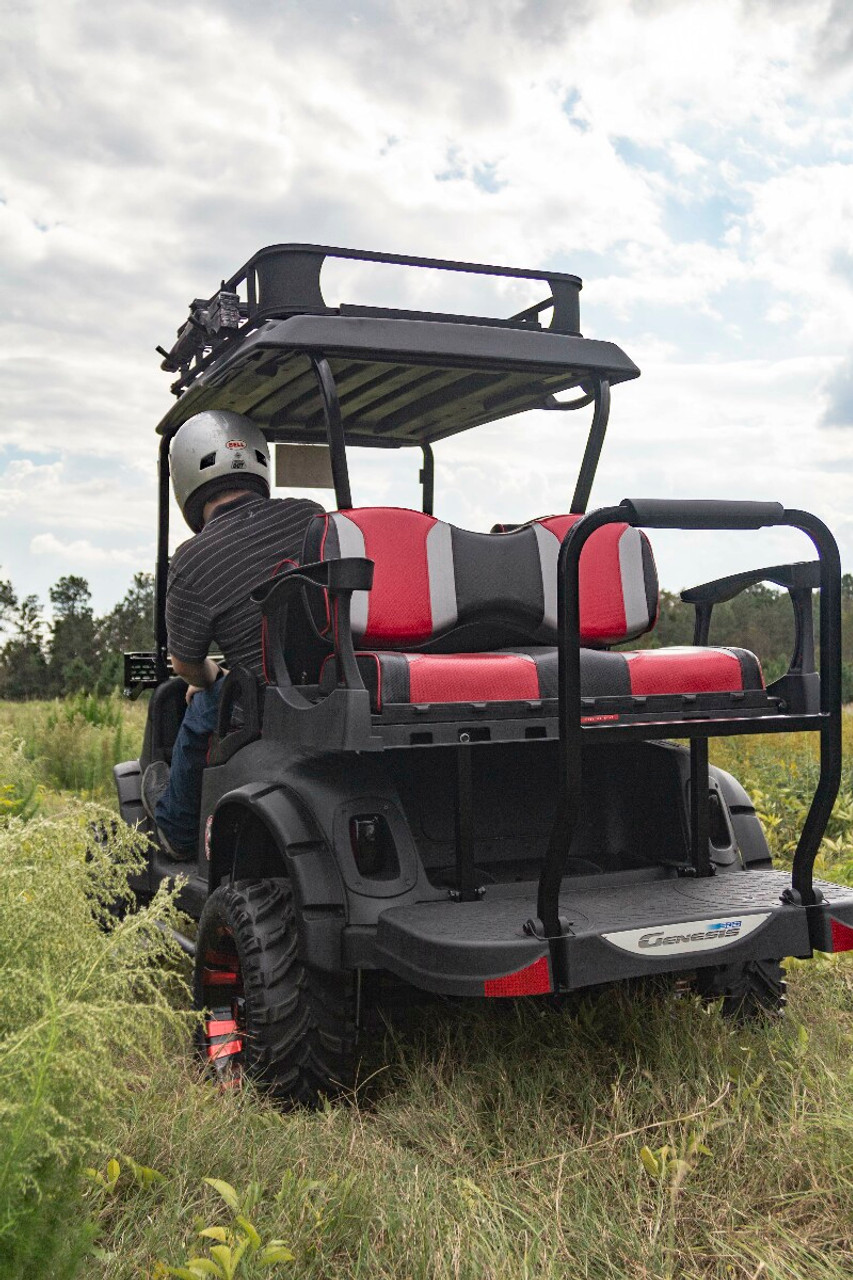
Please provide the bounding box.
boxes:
[0,793,190,1273]
[5,693,138,798]
[0,734,41,823]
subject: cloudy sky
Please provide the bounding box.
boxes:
[4,0,853,619]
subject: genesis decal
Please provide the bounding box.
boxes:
[602,912,771,957]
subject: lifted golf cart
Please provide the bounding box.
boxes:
[116,243,853,1102]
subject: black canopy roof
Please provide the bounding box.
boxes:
[156,314,640,446]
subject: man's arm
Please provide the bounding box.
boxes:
[171,654,221,693]
[166,568,220,701]
[172,654,222,705]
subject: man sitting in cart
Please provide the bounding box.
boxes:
[141,410,322,860]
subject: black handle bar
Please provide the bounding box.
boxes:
[537,500,842,937]
[619,498,784,530]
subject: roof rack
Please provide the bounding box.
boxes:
[157,244,584,396]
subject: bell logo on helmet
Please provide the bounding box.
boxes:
[226,439,247,449]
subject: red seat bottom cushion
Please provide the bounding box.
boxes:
[319,645,764,711]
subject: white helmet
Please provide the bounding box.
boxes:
[170,411,271,532]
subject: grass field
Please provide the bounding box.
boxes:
[2,696,853,1279]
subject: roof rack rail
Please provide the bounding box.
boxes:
[156,244,583,395]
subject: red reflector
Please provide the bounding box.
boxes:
[581,714,620,724]
[831,918,853,952]
[202,968,241,986]
[207,1018,237,1037]
[208,1038,243,1061]
[484,955,551,997]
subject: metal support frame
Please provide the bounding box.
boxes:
[311,355,352,509]
[154,432,171,684]
[453,741,480,902]
[160,243,586,393]
[537,501,842,951]
[570,378,611,514]
[785,510,842,904]
[420,444,435,515]
[689,739,711,877]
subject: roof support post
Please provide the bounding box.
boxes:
[311,356,352,509]
[154,432,171,683]
[420,443,435,515]
[570,378,610,514]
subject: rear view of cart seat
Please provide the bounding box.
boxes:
[302,508,765,709]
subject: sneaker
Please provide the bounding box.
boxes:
[153,824,197,862]
[141,761,196,862]
[141,760,170,823]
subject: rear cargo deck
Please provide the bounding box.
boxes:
[371,869,853,996]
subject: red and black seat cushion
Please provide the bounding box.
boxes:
[301,507,659,652]
[319,644,764,711]
[287,506,764,711]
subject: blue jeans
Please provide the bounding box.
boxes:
[155,679,224,855]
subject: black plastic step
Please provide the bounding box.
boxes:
[373,869,853,997]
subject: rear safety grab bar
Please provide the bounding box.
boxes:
[537,499,842,953]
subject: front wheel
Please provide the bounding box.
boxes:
[193,878,357,1105]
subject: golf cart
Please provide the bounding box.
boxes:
[116,243,853,1103]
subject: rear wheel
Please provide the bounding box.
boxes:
[194,878,357,1104]
[694,957,787,1018]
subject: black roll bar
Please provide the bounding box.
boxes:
[570,378,610,514]
[538,499,842,943]
[311,355,352,509]
[420,443,435,515]
[154,432,171,684]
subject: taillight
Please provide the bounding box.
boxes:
[349,815,400,881]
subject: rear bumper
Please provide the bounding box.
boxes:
[368,869,853,997]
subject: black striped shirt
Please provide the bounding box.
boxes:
[166,494,323,680]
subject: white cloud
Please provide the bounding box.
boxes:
[3,0,853,602]
[29,532,150,567]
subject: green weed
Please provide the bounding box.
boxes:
[155,1178,293,1278]
[0,694,146,801]
[2,698,853,1278]
[0,778,189,1275]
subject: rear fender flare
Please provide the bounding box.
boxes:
[207,783,346,915]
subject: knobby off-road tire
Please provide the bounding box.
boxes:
[194,878,357,1105]
[694,957,787,1019]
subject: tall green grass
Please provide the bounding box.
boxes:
[0,693,146,801]
[712,716,853,881]
[92,964,853,1280]
[1,700,853,1278]
[0,731,188,1277]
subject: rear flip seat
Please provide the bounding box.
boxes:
[298,507,764,710]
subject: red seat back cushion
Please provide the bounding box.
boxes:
[535,515,658,644]
[307,507,658,649]
[318,508,446,645]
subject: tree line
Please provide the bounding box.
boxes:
[1,565,852,701]
[0,570,154,699]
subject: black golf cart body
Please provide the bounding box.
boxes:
[117,243,853,1056]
